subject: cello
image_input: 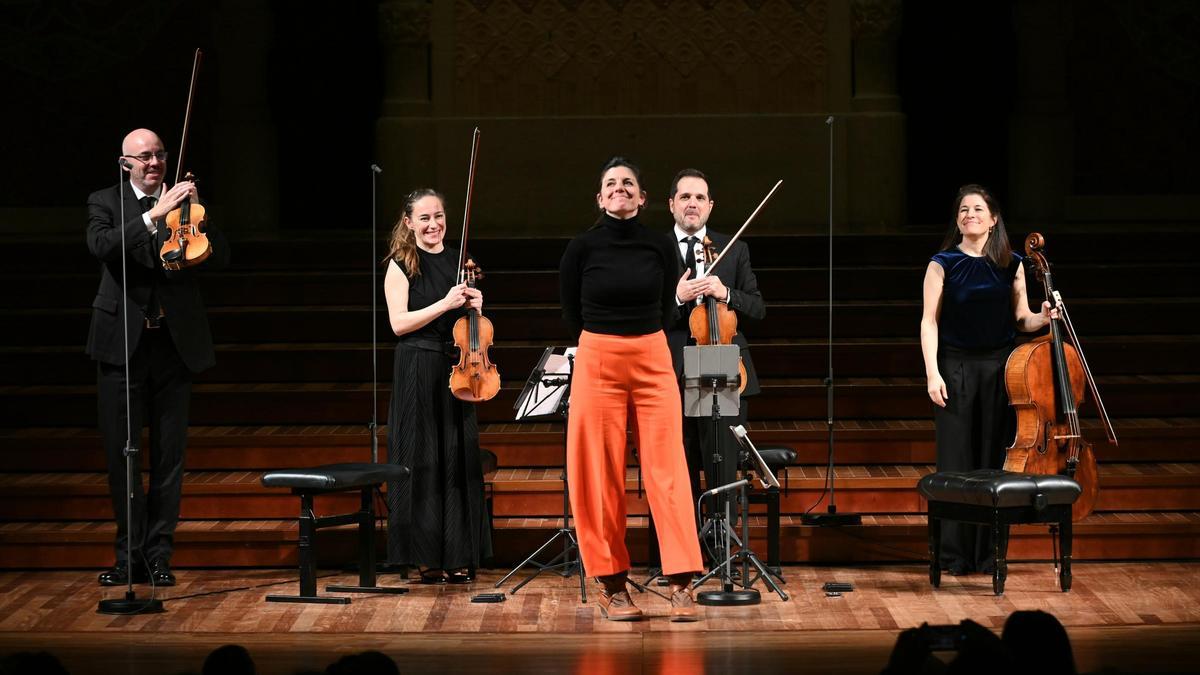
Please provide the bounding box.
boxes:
[448,127,500,402]
[1003,233,1117,521]
[160,48,211,271]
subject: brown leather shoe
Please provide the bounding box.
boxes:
[597,589,643,621]
[668,584,701,622]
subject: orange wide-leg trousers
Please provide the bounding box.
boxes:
[567,330,703,577]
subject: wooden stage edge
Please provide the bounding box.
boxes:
[2,563,1199,674]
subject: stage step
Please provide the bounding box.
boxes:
[9,262,1196,309]
[2,511,1197,569]
[3,374,1197,426]
[4,229,1197,569]
[11,232,1200,274]
[6,334,1198,385]
[2,463,1196,522]
[7,297,1200,347]
[485,463,1200,516]
[2,418,1198,472]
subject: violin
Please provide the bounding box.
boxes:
[160,171,210,270]
[450,259,500,402]
[160,48,212,271]
[683,179,783,393]
[1003,233,1117,521]
[448,127,500,402]
[688,236,747,393]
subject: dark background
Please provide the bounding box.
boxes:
[0,0,1196,230]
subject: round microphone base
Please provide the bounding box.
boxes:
[697,588,760,606]
[98,591,165,615]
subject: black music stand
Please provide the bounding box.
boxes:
[494,347,588,602]
[727,425,789,599]
[677,344,762,605]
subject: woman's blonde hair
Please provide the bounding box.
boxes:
[384,188,445,277]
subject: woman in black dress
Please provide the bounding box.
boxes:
[383,188,492,583]
[919,184,1054,575]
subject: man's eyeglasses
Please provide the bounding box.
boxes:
[122,151,169,163]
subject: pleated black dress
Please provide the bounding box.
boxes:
[386,247,492,570]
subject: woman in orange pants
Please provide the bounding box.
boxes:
[559,156,703,622]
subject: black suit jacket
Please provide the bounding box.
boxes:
[666,229,765,396]
[85,181,230,373]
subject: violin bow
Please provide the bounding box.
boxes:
[174,48,203,186]
[1052,289,1119,445]
[697,179,782,278]
[456,127,482,283]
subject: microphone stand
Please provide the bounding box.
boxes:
[366,163,404,575]
[99,159,164,614]
[801,116,861,527]
[369,164,382,464]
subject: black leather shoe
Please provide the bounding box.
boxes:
[149,559,176,586]
[445,567,475,584]
[98,562,148,586]
[417,567,446,584]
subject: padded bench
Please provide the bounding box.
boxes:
[261,462,410,604]
[918,469,1081,595]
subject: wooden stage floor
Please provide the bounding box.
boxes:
[2,562,1199,674]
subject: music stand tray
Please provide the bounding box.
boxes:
[682,345,740,417]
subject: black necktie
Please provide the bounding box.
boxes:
[682,236,697,276]
[139,195,157,213]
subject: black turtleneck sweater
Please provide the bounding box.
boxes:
[559,212,677,336]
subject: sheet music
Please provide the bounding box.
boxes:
[515,347,577,420]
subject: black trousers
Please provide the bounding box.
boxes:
[647,398,748,568]
[97,327,192,566]
[933,344,1014,573]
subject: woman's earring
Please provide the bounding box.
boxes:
[988,226,994,234]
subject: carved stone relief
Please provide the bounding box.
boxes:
[451,0,828,115]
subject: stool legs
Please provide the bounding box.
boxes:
[269,486,407,604]
[267,493,351,604]
[991,516,1010,595]
[299,493,318,598]
[766,486,781,573]
[925,498,1075,595]
[359,488,377,587]
[327,487,409,596]
[1060,517,1073,592]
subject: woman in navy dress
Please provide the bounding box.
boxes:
[919,184,1055,575]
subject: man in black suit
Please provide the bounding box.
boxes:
[87,128,229,586]
[668,168,765,510]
